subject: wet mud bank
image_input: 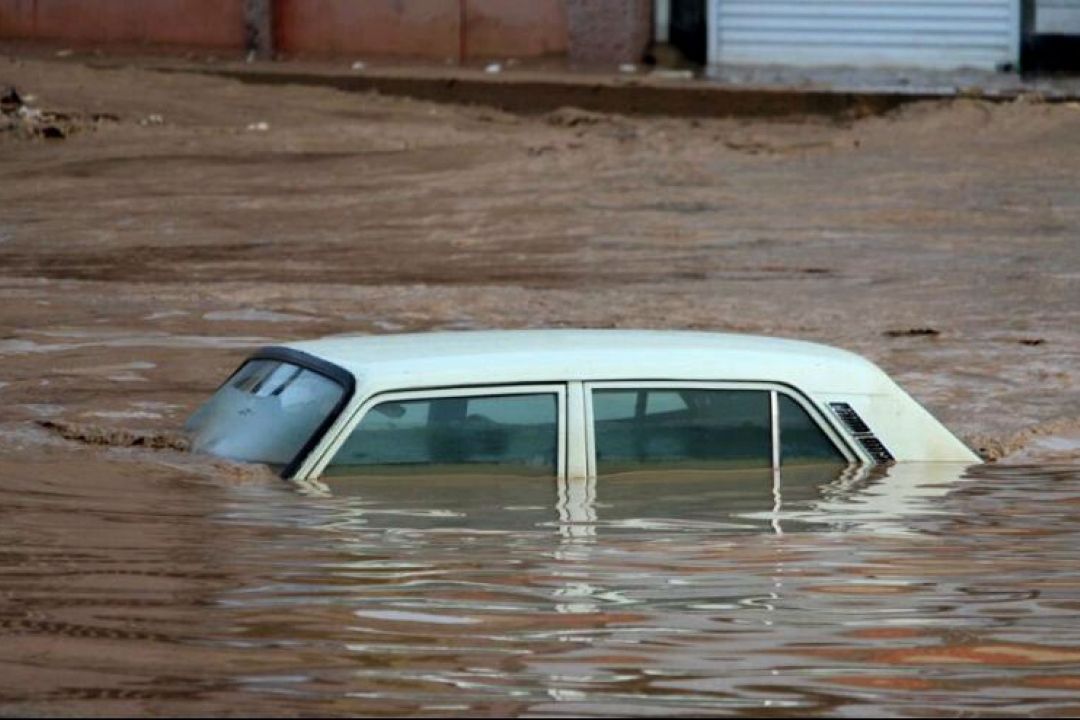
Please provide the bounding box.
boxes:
[174,65,927,120]
[129,56,1080,121]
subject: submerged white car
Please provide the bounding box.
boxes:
[185,330,979,480]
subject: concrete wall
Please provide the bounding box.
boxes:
[0,0,246,48]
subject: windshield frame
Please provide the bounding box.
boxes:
[210,346,356,479]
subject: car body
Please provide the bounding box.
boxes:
[185,330,980,481]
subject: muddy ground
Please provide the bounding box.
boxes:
[1,54,1078,463]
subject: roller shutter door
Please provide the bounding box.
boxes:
[710,0,1020,70]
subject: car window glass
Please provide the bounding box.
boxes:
[185,359,344,468]
[327,392,559,477]
[360,400,429,431]
[779,395,845,465]
[593,390,637,422]
[593,388,771,475]
[647,391,688,415]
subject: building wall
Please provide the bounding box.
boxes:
[0,0,246,48]
[275,0,567,61]
[565,0,652,64]
[0,0,570,60]
[465,0,568,59]
[274,0,460,60]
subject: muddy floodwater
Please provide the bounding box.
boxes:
[1,53,1079,716]
[2,446,1080,716]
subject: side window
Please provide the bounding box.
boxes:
[326,393,559,477]
[593,389,772,475]
[779,395,845,465]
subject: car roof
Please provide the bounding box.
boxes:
[281,329,893,396]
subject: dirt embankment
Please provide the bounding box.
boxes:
[1,54,1078,465]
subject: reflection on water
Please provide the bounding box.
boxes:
[2,452,1080,716]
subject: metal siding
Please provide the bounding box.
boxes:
[712,0,1020,70]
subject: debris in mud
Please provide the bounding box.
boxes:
[527,140,582,156]
[545,106,613,128]
[1019,338,1046,346]
[650,69,695,81]
[0,86,22,114]
[755,265,832,275]
[883,327,941,338]
[469,108,520,125]
[37,419,190,452]
[1,86,117,141]
[722,132,838,156]
[545,106,637,142]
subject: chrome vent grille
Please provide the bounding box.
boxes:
[857,437,895,464]
[828,402,894,463]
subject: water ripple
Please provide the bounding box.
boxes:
[1,456,1079,716]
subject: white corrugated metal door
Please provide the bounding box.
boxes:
[709,0,1020,70]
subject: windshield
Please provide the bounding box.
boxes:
[185,357,347,469]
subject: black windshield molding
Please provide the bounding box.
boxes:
[247,346,356,479]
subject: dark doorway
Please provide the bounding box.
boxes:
[670,0,708,65]
[1024,35,1080,72]
[1021,0,1080,72]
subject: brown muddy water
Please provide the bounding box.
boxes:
[2,55,1080,716]
[2,446,1080,717]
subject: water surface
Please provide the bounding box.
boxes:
[1,450,1079,717]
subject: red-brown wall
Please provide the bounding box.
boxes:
[464,0,567,59]
[275,0,459,61]
[274,0,567,61]
[0,0,632,64]
[0,0,245,48]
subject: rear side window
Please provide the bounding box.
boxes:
[779,395,846,465]
[591,387,847,476]
[593,389,772,474]
[326,393,559,477]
